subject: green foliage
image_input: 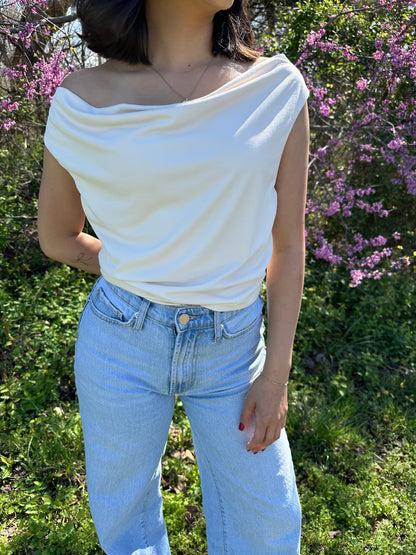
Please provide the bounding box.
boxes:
[2,239,415,553]
[288,261,416,553]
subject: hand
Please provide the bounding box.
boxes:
[239,372,288,454]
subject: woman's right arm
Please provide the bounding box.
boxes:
[37,147,102,274]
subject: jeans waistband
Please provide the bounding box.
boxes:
[90,276,263,341]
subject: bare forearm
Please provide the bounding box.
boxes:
[264,246,305,381]
[41,232,102,274]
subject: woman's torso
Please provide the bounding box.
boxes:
[44,54,309,311]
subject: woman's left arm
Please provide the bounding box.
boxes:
[240,102,310,453]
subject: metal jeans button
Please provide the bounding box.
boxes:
[178,314,190,325]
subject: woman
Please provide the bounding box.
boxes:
[37,0,310,553]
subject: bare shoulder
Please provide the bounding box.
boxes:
[59,64,111,105]
[228,55,273,76]
[60,66,96,91]
[254,56,270,65]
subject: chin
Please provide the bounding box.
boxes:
[207,0,236,11]
[221,0,235,8]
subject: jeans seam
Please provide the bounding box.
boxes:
[77,296,90,329]
[221,313,264,339]
[106,280,144,313]
[190,333,201,387]
[89,300,136,327]
[140,487,152,550]
[203,454,229,554]
[170,332,183,394]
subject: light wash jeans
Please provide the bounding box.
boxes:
[74,276,301,555]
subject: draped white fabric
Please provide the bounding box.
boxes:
[44,54,309,311]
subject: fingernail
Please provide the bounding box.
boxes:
[261,449,265,452]
[239,422,245,431]
[253,451,258,455]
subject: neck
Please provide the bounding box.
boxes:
[145,0,215,71]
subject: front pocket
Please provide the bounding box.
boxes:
[89,283,137,326]
[221,297,264,339]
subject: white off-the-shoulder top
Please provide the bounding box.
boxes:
[44,54,309,311]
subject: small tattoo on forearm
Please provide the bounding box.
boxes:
[74,252,93,267]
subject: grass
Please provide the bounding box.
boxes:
[1,261,415,554]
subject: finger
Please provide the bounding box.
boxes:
[246,419,267,452]
[263,424,282,448]
[239,396,255,432]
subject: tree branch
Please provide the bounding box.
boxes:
[4,12,78,34]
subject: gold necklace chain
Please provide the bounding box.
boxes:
[150,57,214,103]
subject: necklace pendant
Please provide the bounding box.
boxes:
[151,56,214,105]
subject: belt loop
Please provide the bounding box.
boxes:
[214,310,223,342]
[133,297,151,330]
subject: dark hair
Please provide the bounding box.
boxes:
[73,0,259,65]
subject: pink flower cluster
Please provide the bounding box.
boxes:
[1,99,19,112]
[10,0,48,12]
[1,2,74,130]
[0,46,72,128]
[0,98,20,130]
[22,51,72,101]
[18,22,37,48]
[282,0,415,286]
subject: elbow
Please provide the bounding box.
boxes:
[267,244,305,274]
[37,222,60,261]
[37,220,48,255]
[273,243,305,258]
[38,235,56,261]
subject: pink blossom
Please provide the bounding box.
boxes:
[319,103,331,117]
[1,118,16,130]
[0,99,19,112]
[387,137,406,150]
[371,270,385,280]
[350,269,364,287]
[314,240,343,264]
[316,148,327,160]
[370,236,388,247]
[305,27,326,46]
[357,78,369,90]
[324,202,340,216]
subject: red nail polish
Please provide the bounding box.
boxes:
[239,422,245,431]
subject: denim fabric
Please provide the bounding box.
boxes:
[74,276,301,555]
